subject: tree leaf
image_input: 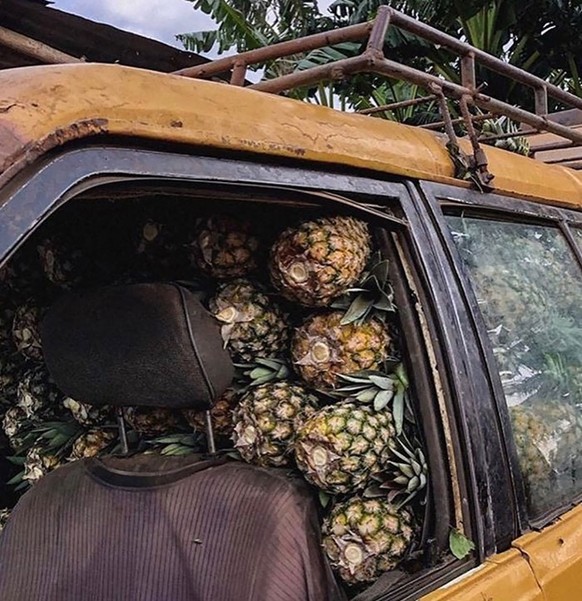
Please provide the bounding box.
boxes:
[319,490,331,508]
[449,528,476,560]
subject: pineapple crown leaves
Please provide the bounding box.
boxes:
[233,357,291,390]
[364,432,428,509]
[331,254,396,326]
[330,363,410,434]
[144,432,204,456]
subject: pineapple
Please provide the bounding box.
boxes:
[233,382,319,467]
[322,497,414,584]
[12,303,45,362]
[0,354,21,410]
[209,279,289,362]
[36,236,87,290]
[0,508,10,532]
[69,429,116,460]
[509,399,581,511]
[16,365,61,420]
[294,401,395,494]
[269,216,371,307]
[183,388,240,438]
[191,214,260,279]
[124,406,185,437]
[22,445,61,483]
[63,398,112,427]
[2,406,29,449]
[291,312,392,389]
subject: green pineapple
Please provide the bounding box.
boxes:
[291,312,392,390]
[190,214,260,279]
[294,401,395,494]
[232,382,319,467]
[209,279,289,362]
[322,497,414,584]
[269,216,371,307]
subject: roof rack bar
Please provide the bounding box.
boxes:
[534,86,548,115]
[173,21,374,79]
[421,113,494,130]
[461,53,476,90]
[357,94,437,115]
[388,9,582,110]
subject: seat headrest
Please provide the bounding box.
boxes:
[41,283,234,410]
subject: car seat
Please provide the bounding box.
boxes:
[0,283,345,601]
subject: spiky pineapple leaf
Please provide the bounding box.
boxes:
[449,529,475,559]
[393,388,405,435]
[318,490,332,508]
[373,389,393,411]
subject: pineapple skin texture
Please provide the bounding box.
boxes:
[269,216,371,307]
[294,401,395,494]
[323,497,413,584]
[292,312,391,389]
[209,279,289,363]
[232,382,319,468]
[191,215,260,279]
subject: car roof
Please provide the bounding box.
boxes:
[1,63,581,209]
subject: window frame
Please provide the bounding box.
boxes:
[0,143,484,600]
[420,180,582,530]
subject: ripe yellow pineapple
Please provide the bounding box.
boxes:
[209,279,289,362]
[269,216,371,307]
[322,496,414,584]
[294,401,395,494]
[291,312,392,389]
[233,382,319,467]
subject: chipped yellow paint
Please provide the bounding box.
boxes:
[420,504,582,600]
[0,64,581,209]
[419,548,543,601]
[511,504,582,600]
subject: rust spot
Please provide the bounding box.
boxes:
[558,537,565,545]
[0,103,17,114]
[170,120,183,128]
[0,118,109,190]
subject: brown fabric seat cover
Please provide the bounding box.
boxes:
[0,457,346,601]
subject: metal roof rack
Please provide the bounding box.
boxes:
[174,6,582,188]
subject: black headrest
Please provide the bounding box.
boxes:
[41,283,233,410]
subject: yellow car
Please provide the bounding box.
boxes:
[0,8,581,601]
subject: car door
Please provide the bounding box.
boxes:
[417,181,582,600]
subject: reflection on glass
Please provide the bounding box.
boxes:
[446,215,582,517]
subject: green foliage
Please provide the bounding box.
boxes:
[449,528,476,559]
[179,0,582,117]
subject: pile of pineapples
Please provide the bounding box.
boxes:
[0,201,428,591]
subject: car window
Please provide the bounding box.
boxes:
[445,215,582,519]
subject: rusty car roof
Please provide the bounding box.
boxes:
[1,63,581,209]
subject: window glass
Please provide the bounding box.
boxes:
[573,227,582,250]
[446,215,582,517]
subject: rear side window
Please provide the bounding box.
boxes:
[445,215,582,519]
